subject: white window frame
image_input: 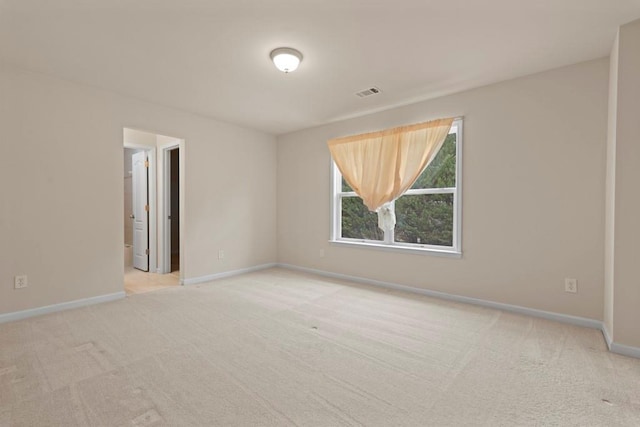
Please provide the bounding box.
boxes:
[330,119,463,257]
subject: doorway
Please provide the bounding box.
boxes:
[168,148,180,273]
[123,128,185,294]
[160,138,183,276]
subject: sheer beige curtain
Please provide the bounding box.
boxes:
[328,117,454,210]
[328,118,454,236]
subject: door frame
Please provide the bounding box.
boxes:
[158,140,185,281]
[123,142,158,274]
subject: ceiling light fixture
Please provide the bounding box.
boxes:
[270,47,303,73]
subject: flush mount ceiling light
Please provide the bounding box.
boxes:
[270,47,303,73]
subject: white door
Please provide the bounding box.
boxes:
[132,151,149,271]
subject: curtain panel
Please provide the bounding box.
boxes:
[328,118,454,219]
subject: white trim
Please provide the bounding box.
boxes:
[277,263,601,330]
[158,141,182,276]
[158,147,171,274]
[329,155,340,241]
[329,240,462,258]
[610,341,640,359]
[277,263,640,359]
[182,263,277,286]
[454,120,463,252]
[0,292,126,324]
[330,119,463,254]
[602,323,613,350]
[3,265,639,359]
[601,324,640,359]
[179,141,186,283]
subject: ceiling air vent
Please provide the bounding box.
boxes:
[355,87,382,98]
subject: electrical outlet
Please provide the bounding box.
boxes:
[319,249,325,258]
[218,250,225,260]
[14,275,28,289]
[565,278,577,293]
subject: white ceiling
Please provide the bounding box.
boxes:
[1,0,639,135]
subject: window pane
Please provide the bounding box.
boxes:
[411,133,456,189]
[395,193,454,246]
[342,176,353,192]
[341,196,383,241]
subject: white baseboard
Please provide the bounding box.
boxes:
[610,342,640,359]
[3,264,638,359]
[278,263,640,359]
[0,291,126,324]
[602,324,613,350]
[278,263,602,330]
[601,323,640,359]
[182,263,277,286]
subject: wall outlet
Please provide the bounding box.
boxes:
[319,249,325,258]
[218,250,225,260]
[565,278,577,293]
[14,275,28,289]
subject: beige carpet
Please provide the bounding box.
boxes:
[1,268,639,426]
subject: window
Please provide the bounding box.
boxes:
[331,119,462,255]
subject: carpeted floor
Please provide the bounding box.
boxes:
[1,268,639,426]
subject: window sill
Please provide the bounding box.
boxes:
[329,240,462,258]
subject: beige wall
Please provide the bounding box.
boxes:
[277,59,609,320]
[0,65,276,315]
[0,50,623,336]
[608,19,640,348]
[124,128,157,147]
